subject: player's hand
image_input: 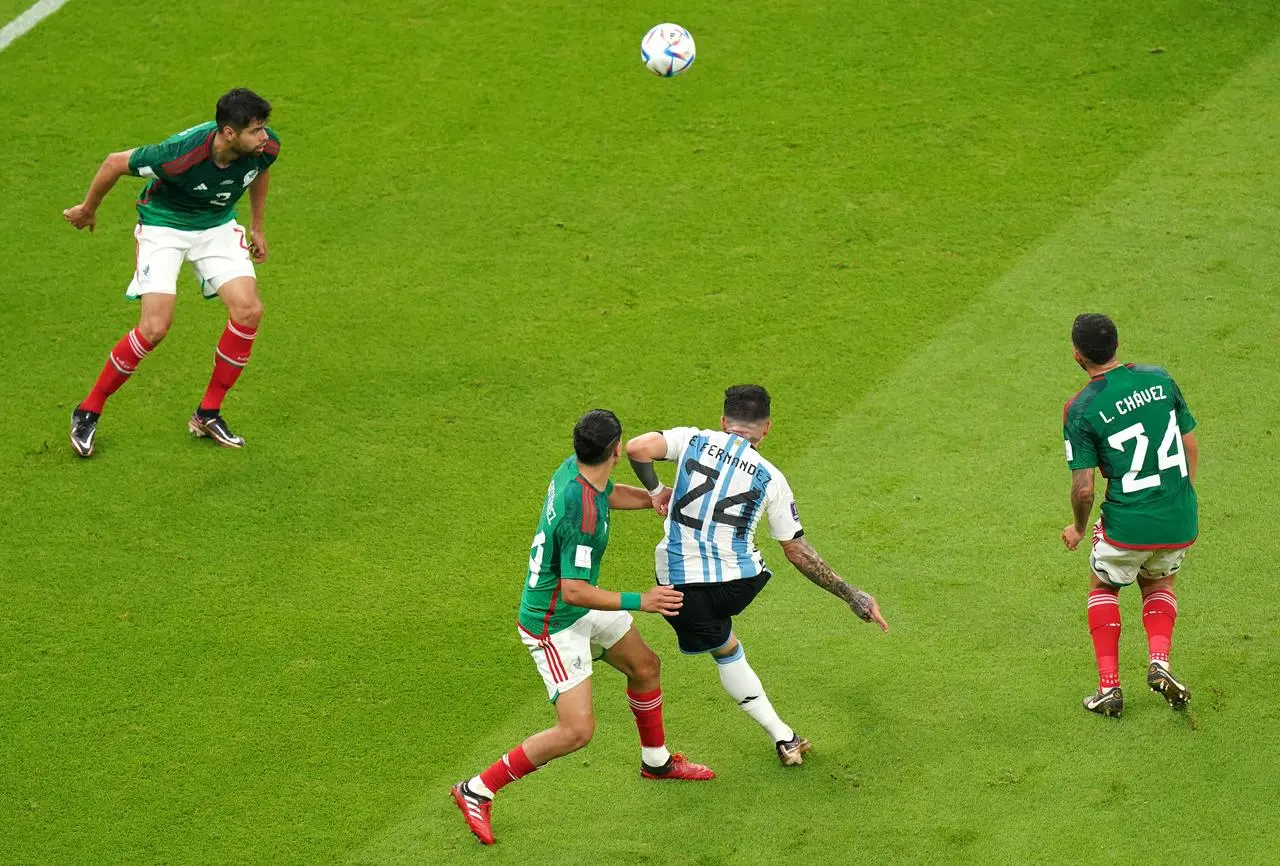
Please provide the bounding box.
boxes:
[249,227,269,263]
[650,487,673,517]
[850,590,889,632]
[1062,524,1086,551]
[640,585,683,616]
[63,203,97,232]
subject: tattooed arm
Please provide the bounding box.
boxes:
[1061,468,1095,550]
[779,536,889,632]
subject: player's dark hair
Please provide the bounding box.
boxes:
[574,409,622,466]
[1072,313,1119,365]
[216,88,272,131]
[723,384,771,423]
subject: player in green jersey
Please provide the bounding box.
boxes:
[452,410,714,847]
[1061,314,1199,717]
[63,89,281,457]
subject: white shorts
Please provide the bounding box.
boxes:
[518,609,633,702]
[1090,521,1189,588]
[126,221,256,299]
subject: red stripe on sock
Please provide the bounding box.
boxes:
[200,320,258,412]
[627,687,666,748]
[1087,589,1122,689]
[81,328,154,414]
[1142,590,1178,664]
[479,746,538,795]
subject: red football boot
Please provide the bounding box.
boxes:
[451,783,495,845]
[640,752,716,781]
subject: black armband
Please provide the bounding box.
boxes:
[628,458,663,494]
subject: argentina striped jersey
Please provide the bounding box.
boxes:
[655,427,803,585]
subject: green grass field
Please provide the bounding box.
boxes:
[3,1,1280,862]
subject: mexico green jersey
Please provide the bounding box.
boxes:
[127,121,281,231]
[517,457,614,637]
[1063,363,1198,548]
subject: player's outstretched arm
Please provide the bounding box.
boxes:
[625,433,674,515]
[1061,468,1095,550]
[609,484,660,511]
[63,150,135,232]
[779,537,888,632]
[559,579,683,615]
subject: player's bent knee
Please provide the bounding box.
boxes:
[138,318,172,345]
[634,648,661,683]
[560,717,595,752]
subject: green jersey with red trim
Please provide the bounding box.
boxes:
[1063,363,1198,548]
[127,121,281,231]
[517,456,614,637]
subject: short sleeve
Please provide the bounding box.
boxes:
[128,140,183,179]
[661,427,699,461]
[1063,406,1098,470]
[763,471,803,541]
[1170,379,1197,434]
[554,517,594,579]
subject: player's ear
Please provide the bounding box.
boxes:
[720,415,728,432]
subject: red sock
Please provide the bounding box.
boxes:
[200,320,257,412]
[80,328,155,414]
[1142,589,1178,664]
[627,688,666,748]
[478,745,537,796]
[1087,589,1122,689]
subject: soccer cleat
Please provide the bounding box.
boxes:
[69,408,100,458]
[640,752,715,781]
[188,412,245,448]
[1147,662,1190,709]
[1082,686,1124,717]
[450,782,495,845]
[776,735,812,767]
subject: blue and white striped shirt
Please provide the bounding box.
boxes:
[654,428,803,586]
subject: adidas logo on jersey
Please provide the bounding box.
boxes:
[193,183,208,191]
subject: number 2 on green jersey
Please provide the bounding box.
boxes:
[1106,409,1188,493]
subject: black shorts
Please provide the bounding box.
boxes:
[663,571,772,654]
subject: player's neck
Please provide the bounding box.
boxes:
[1085,359,1122,378]
[211,136,239,168]
[724,425,761,446]
[577,462,612,491]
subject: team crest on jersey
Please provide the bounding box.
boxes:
[242,169,259,187]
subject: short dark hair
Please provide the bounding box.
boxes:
[723,385,771,423]
[216,88,272,132]
[574,409,622,466]
[1072,313,1118,365]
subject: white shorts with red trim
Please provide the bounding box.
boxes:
[126,220,256,299]
[1090,520,1189,587]
[519,609,633,702]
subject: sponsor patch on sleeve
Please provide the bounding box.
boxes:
[575,545,593,569]
[790,501,800,523]
[1064,440,1074,462]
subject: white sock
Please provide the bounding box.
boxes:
[466,775,494,799]
[714,643,794,743]
[642,746,671,767]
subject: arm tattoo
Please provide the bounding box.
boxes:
[785,539,875,622]
[629,458,663,494]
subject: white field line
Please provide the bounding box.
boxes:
[0,0,70,54]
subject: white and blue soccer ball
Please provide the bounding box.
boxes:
[641,23,696,77]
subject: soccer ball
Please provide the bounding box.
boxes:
[641,23,696,77]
